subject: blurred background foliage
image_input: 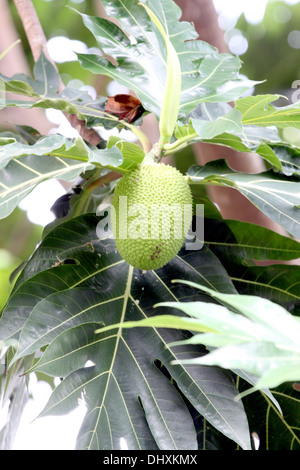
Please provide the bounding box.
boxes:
[237,1,300,96]
[10,0,96,84]
[0,208,42,309]
[1,0,300,310]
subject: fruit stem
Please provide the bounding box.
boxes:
[163,132,198,155]
[141,150,156,165]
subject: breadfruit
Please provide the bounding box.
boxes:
[111,162,193,270]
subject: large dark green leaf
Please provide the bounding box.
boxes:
[202,218,300,315]
[0,214,252,450]
[205,218,300,261]
[240,382,300,450]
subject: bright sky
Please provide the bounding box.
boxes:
[6,0,300,451]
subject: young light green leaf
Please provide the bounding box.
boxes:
[94,313,216,336]
[147,282,300,391]
[175,342,300,391]
[167,103,284,170]
[187,160,300,239]
[94,277,300,393]
[190,107,244,141]
[0,52,142,135]
[0,134,124,170]
[235,94,300,128]
[0,131,147,220]
[0,50,60,99]
[0,155,91,220]
[0,135,86,170]
[270,145,300,177]
[169,281,300,344]
[106,136,145,171]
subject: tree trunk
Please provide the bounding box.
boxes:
[176,0,228,52]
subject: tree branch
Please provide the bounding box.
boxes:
[13,0,51,63]
[13,0,103,147]
[86,171,121,192]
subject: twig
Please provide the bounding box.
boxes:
[0,39,21,61]
[85,171,121,192]
[13,0,103,147]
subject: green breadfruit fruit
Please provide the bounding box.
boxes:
[111,162,193,270]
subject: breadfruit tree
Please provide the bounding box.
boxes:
[0,0,299,451]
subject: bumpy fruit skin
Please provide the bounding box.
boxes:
[111,162,193,270]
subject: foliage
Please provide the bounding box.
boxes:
[100,282,300,393]
[237,0,300,95]
[0,0,300,450]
